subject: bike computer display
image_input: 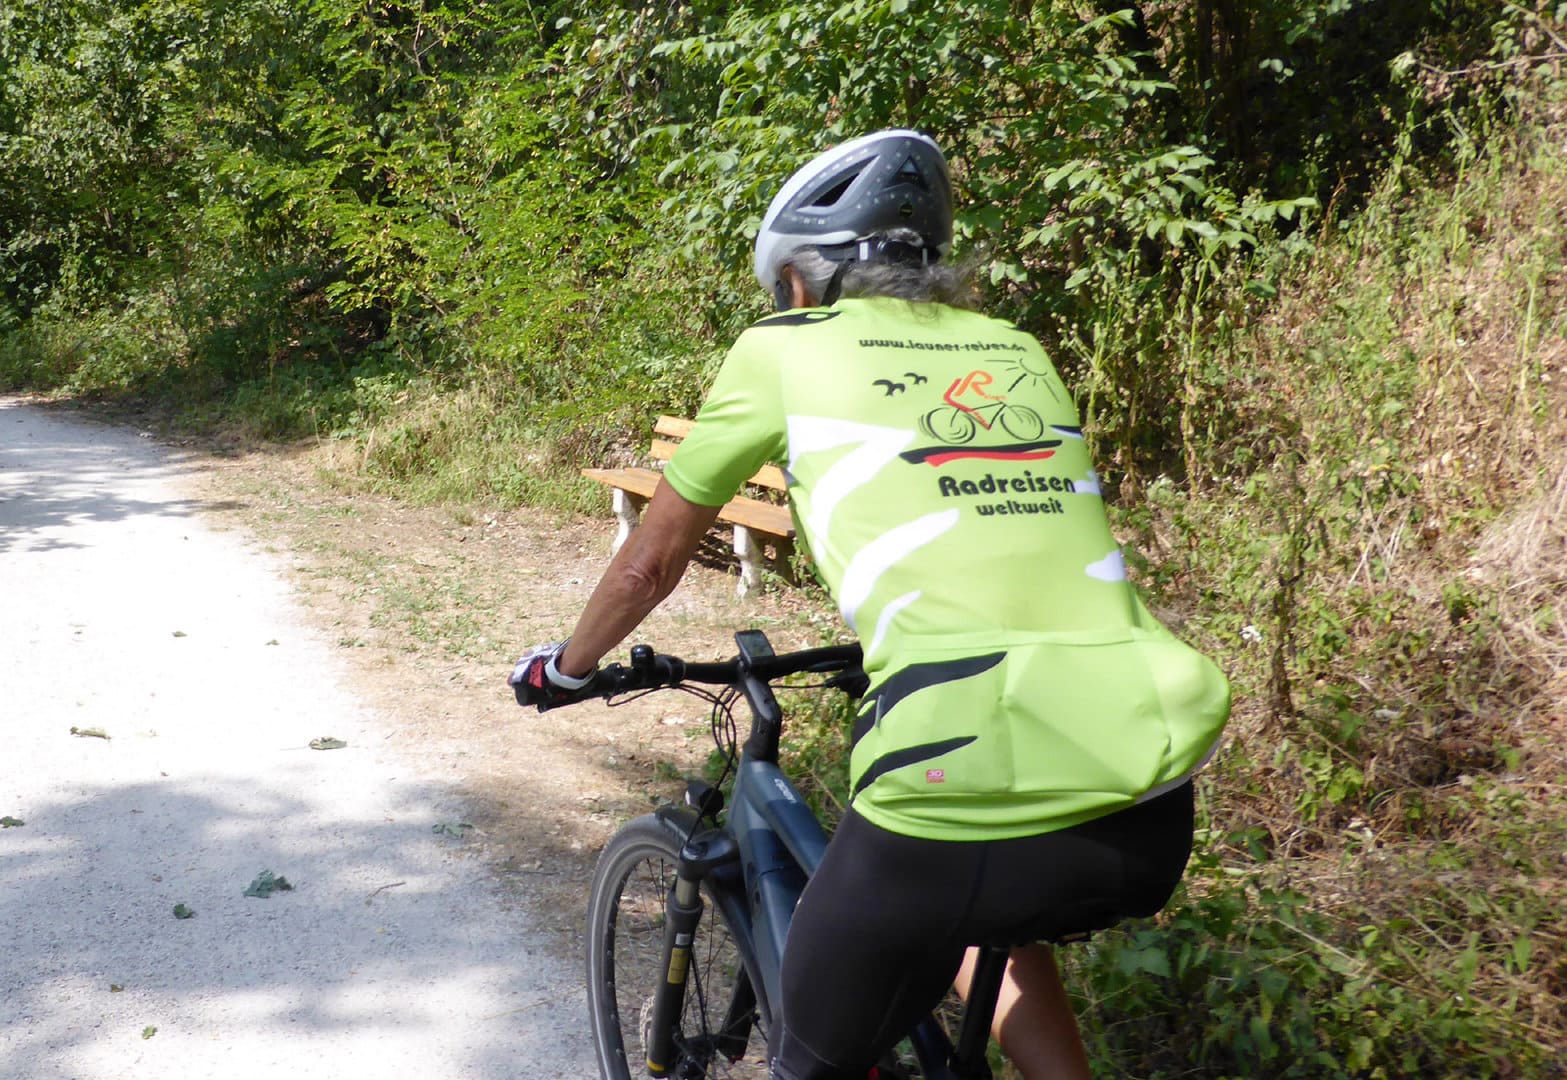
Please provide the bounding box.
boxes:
[735,629,775,662]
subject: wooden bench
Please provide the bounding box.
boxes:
[582,415,795,596]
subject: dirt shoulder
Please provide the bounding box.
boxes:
[185,435,834,940]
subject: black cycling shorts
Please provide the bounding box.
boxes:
[768,782,1195,1080]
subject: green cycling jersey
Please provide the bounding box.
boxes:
[665,297,1229,840]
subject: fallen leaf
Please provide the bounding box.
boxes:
[309,737,347,750]
[1,816,23,828]
[70,726,110,740]
[243,870,294,898]
[110,984,124,993]
[172,631,186,638]
[172,903,195,919]
[432,822,474,837]
[142,1026,157,1040]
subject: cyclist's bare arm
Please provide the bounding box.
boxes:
[556,479,722,678]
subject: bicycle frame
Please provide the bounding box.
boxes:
[640,632,1004,1080]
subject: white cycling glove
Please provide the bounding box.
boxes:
[509,641,595,706]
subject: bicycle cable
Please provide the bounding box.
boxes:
[604,683,737,837]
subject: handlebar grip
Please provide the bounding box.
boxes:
[532,658,678,712]
[528,664,629,713]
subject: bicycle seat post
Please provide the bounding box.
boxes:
[948,944,1008,1079]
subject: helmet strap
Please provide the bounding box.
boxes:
[821,260,853,306]
[773,280,793,312]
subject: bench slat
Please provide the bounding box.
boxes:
[648,438,787,492]
[581,467,660,499]
[582,467,794,539]
[716,496,794,536]
[650,421,787,491]
[585,423,795,596]
[748,463,788,491]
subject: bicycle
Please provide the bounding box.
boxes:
[919,399,1045,445]
[521,629,1081,1080]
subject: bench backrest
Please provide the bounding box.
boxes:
[650,415,787,492]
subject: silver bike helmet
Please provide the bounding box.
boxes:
[752,129,953,298]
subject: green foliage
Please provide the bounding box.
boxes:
[777,683,858,823]
[1067,784,1566,1078]
[3,0,1525,470]
[548,0,1345,486]
[0,0,202,313]
[609,2,1312,294]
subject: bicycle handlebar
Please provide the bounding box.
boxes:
[520,641,864,713]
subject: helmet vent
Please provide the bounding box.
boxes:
[805,171,860,209]
[894,156,928,190]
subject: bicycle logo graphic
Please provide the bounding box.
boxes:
[919,369,1046,444]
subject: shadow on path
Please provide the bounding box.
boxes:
[0,757,591,1080]
[0,400,247,554]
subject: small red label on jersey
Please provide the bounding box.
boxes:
[926,769,946,783]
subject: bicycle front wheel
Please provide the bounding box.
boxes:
[998,404,1045,441]
[586,814,769,1079]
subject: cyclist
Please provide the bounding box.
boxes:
[512,130,1230,1079]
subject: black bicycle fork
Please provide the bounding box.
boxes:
[644,808,751,1079]
[645,867,704,1077]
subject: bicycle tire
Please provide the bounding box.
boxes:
[919,406,978,446]
[586,814,769,1079]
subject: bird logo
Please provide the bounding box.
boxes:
[872,372,928,396]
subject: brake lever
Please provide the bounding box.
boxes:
[825,667,869,699]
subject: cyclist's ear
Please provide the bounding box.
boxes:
[776,265,819,311]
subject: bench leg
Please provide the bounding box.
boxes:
[772,537,797,586]
[609,489,646,555]
[733,525,762,597]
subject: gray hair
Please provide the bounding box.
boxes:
[783,229,978,310]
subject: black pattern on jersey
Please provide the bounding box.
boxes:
[752,310,843,328]
[851,651,1006,748]
[851,737,978,799]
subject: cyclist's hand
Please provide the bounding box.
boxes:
[509,641,596,708]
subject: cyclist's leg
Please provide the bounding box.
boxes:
[955,943,1089,1080]
[768,810,976,1079]
[770,783,1195,1079]
[953,781,1197,1079]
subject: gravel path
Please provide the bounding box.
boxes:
[0,398,595,1079]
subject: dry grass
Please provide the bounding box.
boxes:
[1113,96,1567,1070]
[1472,453,1567,706]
